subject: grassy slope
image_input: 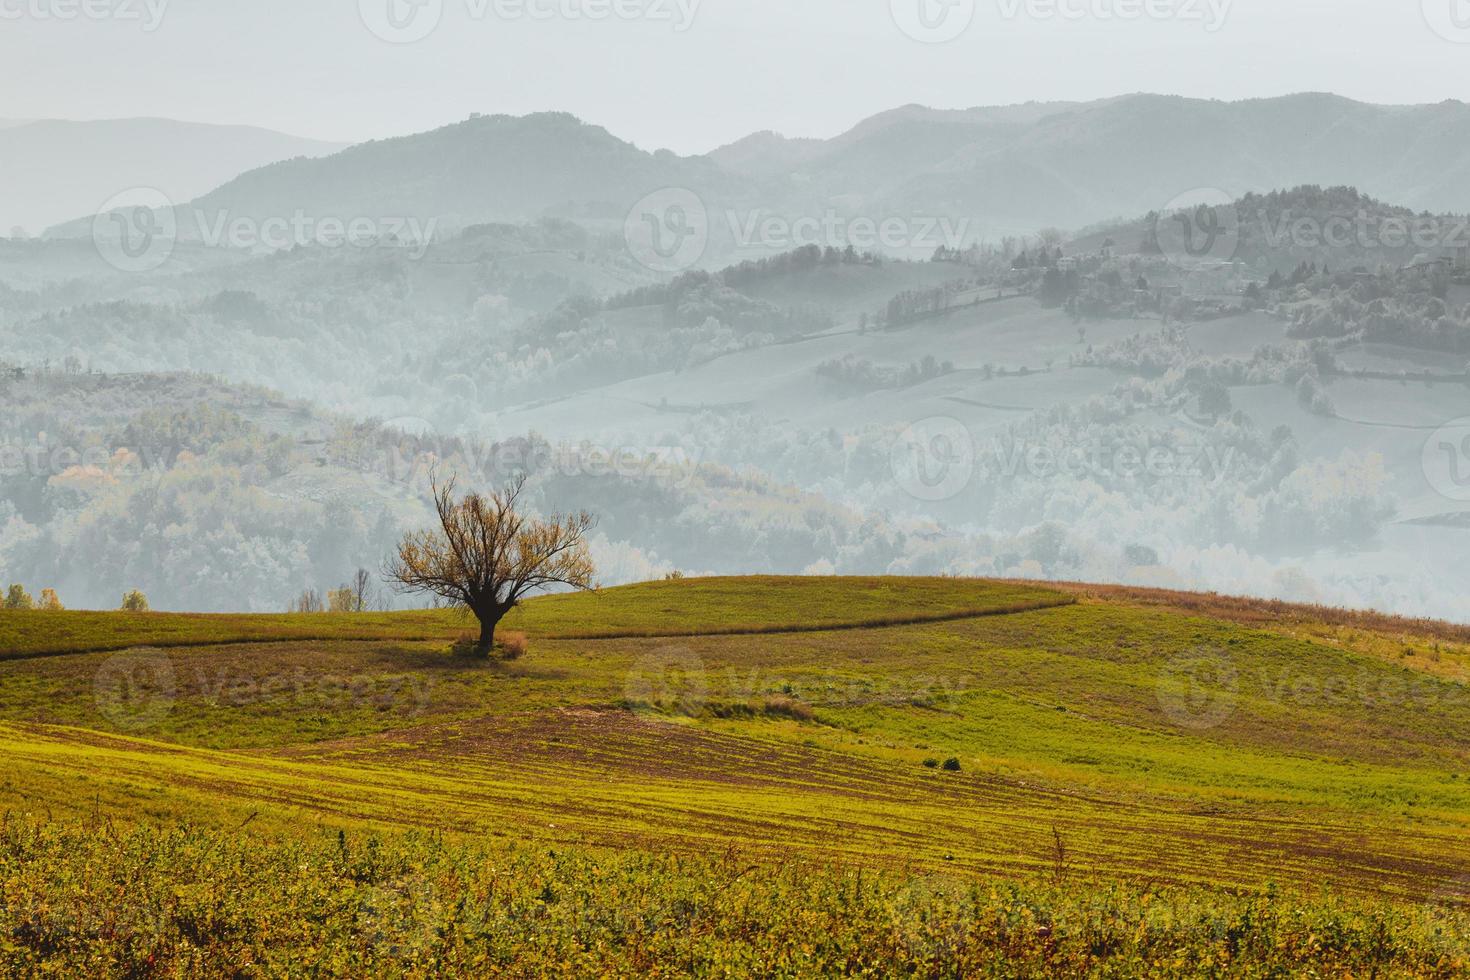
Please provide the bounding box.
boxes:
[1,578,1465,885]
[0,576,1467,974]
[0,577,1068,658]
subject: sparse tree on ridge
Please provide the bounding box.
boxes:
[120,590,150,613]
[386,474,596,657]
[4,585,34,610]
[290,589,324,614]
[346,568,377,612]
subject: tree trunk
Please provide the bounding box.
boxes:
[473,605,507,658]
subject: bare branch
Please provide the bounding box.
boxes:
[386,473,597,656]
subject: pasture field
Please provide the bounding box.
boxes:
[0,576,1467,976]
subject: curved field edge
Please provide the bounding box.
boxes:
[528,596,1077,640]
[0,577,1070,659]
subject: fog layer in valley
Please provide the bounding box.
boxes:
[2,100,1468,620]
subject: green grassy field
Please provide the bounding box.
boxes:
[0,576,1467,976]
[0,577,1069,658]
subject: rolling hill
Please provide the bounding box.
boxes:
[715,94,1470,234]
[0,576,1466,973]
[4,209,1470,621]
[140,112,753,244]
[57,95,1470,257]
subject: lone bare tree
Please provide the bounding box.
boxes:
[386,474,596,656]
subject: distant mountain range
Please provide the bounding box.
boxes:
[709,94,1470,234]
[145,112,751,241]
[41,94,1470,252]
[2,118,343,236]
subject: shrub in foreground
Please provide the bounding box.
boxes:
[498,631,529,660]
[0,820,1466,978]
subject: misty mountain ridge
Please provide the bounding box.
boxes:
[51,94,1470,257]
[116,112,754,244]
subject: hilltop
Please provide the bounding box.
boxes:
[5,201,1470,620]
[0,575,1466,973]
[40,95,1470,249]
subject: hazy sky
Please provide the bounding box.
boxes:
[3,0,1467,153]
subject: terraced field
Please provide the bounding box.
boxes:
[1,576,1467,975]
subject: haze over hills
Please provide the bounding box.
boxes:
[3,118,344,238]
[13,5,1470,973]
[53,94,1470,256]
[727,93,1470,234]
[7,98,1470,621]
[148,112,753,243]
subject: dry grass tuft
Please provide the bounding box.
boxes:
[498,631,529,661]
